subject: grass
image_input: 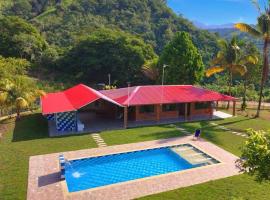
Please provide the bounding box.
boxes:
[138,117,270,200]
[1,112,270,199]
[0,113,97,200]
[178,120,246,156]
[100,125,185,146]
[139,175,270,200]
[215,115,270,132]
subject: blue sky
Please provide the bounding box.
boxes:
[167,0,260,25]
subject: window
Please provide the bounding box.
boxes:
[195,102,210,110]
[139,105,155,113]
[162,104,177,112]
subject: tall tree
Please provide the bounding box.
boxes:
[235,1,270,117]
[60,28,157,86]
[159,31,204,84]
[206,37,247,100]
[0,16,47,62]
[239,42,261,110]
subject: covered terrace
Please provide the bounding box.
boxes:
[41,84,237,136]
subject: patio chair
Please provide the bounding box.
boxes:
[193,129,201,140]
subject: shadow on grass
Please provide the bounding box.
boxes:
[12,113,49,142]
[12,113,92,142]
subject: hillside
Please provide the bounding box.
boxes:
[1,0,220,63]
[208,28,263,50]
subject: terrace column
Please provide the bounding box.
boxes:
[184,103,188,121]
[124,107,128,128]
[156,104,161,122]
[233,101,236,116]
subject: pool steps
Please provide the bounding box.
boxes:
[171,146,218,165]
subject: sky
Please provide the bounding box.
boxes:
[167,0,261,25]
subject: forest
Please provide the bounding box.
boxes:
[0,0,268,116]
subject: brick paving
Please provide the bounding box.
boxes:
[27,136,240,200]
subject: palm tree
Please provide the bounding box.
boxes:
[141,58,159,82]
[0,76,45,119]
[239,55,259,110]
[234,1,270,117]
[206,37,247,108]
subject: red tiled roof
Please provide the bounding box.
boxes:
[41,84,236,114]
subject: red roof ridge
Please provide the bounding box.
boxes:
[84,85,124,107]
[123,86,141,105]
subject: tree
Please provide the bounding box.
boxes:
[159,31,204,84]
[4,0,32,19]
[0,16,47,62]
[206,37,247,105]
[60,28,157,86]
[237,129,270,182]
[239,42,261,110]
[141,58,159,83]
[235,1,270,117]
[0,56,44,119]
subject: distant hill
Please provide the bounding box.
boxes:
[193,21,234,30]
[0,0,220,64]
[207,27,263,50]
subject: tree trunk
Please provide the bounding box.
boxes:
[242,77,247,111]
[16,108,21,120]
[227,69,233,109]
[256,38,269,117]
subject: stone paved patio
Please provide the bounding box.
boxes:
[27,136,240,200]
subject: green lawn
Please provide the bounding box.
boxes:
[178,120,246,156]
[1,113,270,200]
[0,113,97,200]
[139,175,270,200]
[215,116,270,132]
[100,125,185,146]
[139,117,270,200]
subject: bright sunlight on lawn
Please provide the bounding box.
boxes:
[0,113,97,200]
[1,112,270,200]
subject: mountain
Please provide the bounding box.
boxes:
[193,21,234,30]
[0,0,220,64]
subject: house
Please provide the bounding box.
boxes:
[41,84,236,136]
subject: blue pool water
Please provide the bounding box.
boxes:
[65,147,198,192]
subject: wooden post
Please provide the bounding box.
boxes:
[233,101,236,116]
[216,101,219,111]
[124,107,128,128]
[156,104,161,122]
[184,103,188,121]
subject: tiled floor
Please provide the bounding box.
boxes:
[49,111,231,136]
[27,136,240,200]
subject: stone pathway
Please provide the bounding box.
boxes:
[210,122,248,138]
[173,122,249,139]
[91,133,107,147]
[175,126,192,135]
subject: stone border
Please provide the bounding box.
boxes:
[27,136,240,200]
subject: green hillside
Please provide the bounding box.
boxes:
[1,0,219,63]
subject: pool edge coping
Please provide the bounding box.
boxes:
[60,141,225,196]
[27,135,241,200]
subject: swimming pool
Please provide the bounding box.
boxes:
[64,144,219,192]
